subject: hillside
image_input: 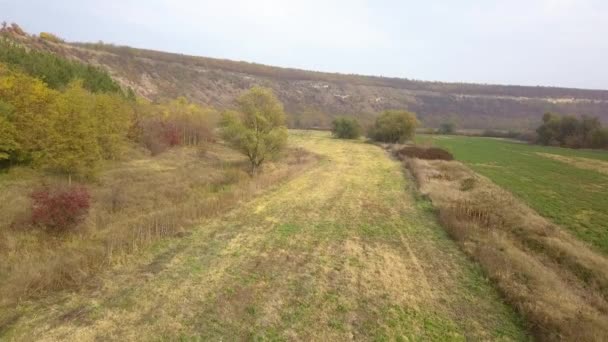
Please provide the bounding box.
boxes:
[4,26,608,130]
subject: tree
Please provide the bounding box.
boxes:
[369,110,418,143]
[220,86,288,174]
[536,112,561,146]
[438,122,455,134]
[0,63,56,162]
[535,112,608,149]
[93,92,132,160]
[161,96,214,146]
[591,128,608,149]
[0,114,18,162]
[331,117,362,139]
[41,81,101,183]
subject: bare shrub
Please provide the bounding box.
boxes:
[105,185,127,213]
[217,168,249,188]
[291,147,308,164]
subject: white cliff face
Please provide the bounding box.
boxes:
[334,94,350,100]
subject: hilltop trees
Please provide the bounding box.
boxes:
[0,38,123,94]
[369,110,418,143]
[220,86,288,174]
[536,112,608,149]
[331,117,362,139]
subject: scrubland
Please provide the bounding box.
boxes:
[0,142,314,316]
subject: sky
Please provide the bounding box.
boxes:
[2,0,608,90]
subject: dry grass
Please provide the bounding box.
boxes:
[536,152,608,176]
[397,151,608,340]
[0,143,316,309]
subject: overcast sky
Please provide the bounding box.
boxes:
[2,0,607,89]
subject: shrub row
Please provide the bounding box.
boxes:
[395,146,453,161]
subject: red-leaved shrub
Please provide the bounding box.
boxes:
[162,121,181,146]
[31,185,91,233]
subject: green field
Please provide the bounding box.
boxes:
[417,135,608,254]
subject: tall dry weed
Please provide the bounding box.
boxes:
[396,147,608,340]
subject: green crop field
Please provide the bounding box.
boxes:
[417,135,608,254]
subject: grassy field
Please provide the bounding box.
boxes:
[0,142,313,309]
[1,131,527,341]
[417,135,608,254]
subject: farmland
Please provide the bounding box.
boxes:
[417,135,608,254]
[1,131,527,341]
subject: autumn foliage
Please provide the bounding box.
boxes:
[31,185,91,232]
[134,97,215,155]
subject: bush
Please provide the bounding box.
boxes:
[39,32,64,43]
[369,110,418,143]
[591,128,608,149]
[438,122,455,134]
[31,185,90,232]
[396,146,453,161]
[331,117,362,139]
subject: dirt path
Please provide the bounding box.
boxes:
[3,131,527,341]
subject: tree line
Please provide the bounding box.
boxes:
[536,112,608,149]
[0,38,126,95]
[0,36,295,181]
[331,110,419,143]
[0,60,214,182]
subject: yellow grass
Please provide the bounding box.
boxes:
[0,132,526,340]
[536,152,608,175]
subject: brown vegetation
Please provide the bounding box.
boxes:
[395,146,453,161]
[393,149,608,340]
[0,144,316,308]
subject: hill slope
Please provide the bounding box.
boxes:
[4,27,608,130]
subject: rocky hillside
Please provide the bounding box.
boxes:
[4,25,608,130]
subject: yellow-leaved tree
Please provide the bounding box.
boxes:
[93,92,133,160]
[220,86,288,175]
[0,63,56,162]
[42,81,101,183]
[0,110,19,162]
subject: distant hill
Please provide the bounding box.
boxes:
[3,24,608,130]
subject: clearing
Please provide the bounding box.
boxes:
[417,135,608,254]
[2,131,527,341]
